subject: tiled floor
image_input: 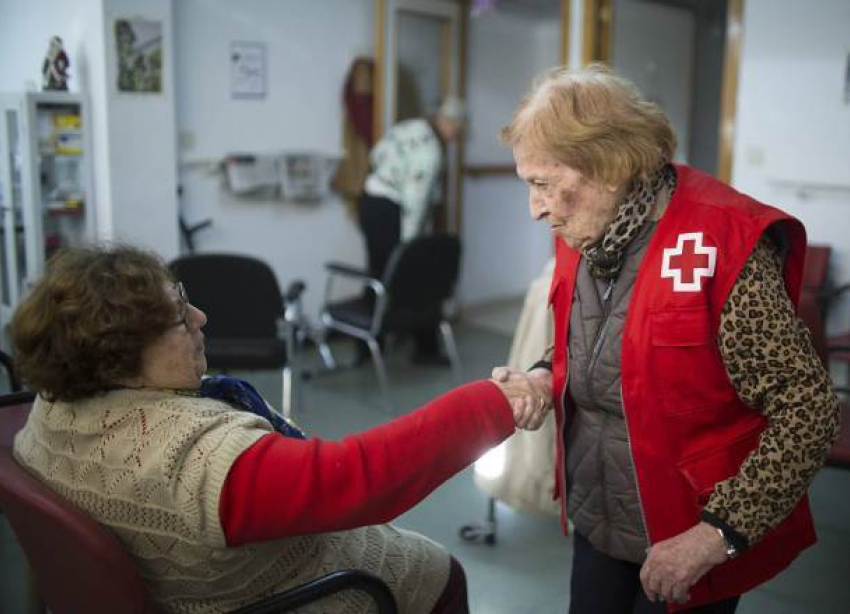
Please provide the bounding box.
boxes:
[282,321,850,614]
[462,296,527,338]
[1,315,849,612]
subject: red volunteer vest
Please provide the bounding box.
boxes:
[549,165,815,609]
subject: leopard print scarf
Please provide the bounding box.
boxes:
[583,164,677,281]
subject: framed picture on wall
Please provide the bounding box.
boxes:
[114,18,163,93]
[230,41,267,99]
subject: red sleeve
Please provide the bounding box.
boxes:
[219,380,514,546]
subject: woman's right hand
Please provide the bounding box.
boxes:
[490,366,553,431]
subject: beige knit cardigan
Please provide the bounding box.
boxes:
[14,388,448,613]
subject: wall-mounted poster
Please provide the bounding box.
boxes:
[230,41,267,99]
[114,18,163,93]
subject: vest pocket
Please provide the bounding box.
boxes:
[650,309,736,414]
[677,425,762,506]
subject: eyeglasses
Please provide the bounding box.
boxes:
[172,281,189,328]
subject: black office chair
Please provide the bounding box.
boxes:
[0,393,398,613]
[169,254,306,418]
[319,234,463,407]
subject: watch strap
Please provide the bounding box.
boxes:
[529,359,553,372]
[700,510,748,557]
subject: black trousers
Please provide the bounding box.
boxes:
[357,192,401,280]
[569,531,740,614]
[357,192,440,356]
[431,555,469,613]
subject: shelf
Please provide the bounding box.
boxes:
[44,201,85,216]
[39,150,84,158]
[46,208,84,217]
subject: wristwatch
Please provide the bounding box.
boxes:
[715,526,739,559]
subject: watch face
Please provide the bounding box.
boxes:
[715,526,738,558]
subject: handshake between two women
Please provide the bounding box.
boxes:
[489,365,553,431]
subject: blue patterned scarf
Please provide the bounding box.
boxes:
[199,375,306,439]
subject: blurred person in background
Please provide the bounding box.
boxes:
[357,96,465,364]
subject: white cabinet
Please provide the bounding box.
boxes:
[0,92,95,348]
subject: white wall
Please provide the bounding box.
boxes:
[102,0,180,258]
[174,0,372,318]
[732,0,850,333]
[462,10,557,306]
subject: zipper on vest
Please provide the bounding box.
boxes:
[560,355,572,520]
[587,278,616,380]
[621,384,651,547]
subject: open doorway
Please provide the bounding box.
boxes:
[460,0,567,314]
[395,11,448,122]
[585,0,742,181]
[374,0,463,234]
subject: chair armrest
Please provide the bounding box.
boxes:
[827,340,850,354]
[325,262,372,280]
[284,279,306,303]
[0,392,36,409]
[228,569,397,614]
[322,263,388,335]
[324,263,387,301]
[819,282,850,306]
[0,351,22,393]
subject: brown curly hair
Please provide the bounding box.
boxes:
[11,244,178,401]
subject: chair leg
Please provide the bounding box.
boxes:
[439,320,463,384]
[366,338,391,411]
[282,366,293,419]
[26,566,45,614]
[311,323,337,370]
[317,339,337,370]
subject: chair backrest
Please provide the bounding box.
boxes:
[383,235,461,310]
[800,244,832,364]
[0,400,155,614]
[170,254,284,339]
[0,349,22,392]
[802,244,831,291]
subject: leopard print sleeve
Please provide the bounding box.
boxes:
[706,236,841,545]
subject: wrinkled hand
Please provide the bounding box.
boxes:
[490,366,553,431]
[640,521,729,604]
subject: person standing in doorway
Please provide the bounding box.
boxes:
[357,95,465,364]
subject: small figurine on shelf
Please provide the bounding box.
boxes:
[42,36,70,91]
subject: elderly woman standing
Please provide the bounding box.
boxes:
[10,244,547,614]
[493,64,840,613]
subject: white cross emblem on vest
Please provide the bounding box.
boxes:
[661,232,717,292]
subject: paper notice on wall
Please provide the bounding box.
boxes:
[230,41,266,99]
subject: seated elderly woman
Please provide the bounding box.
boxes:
[10,244,548,614]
